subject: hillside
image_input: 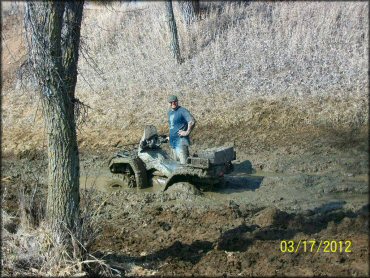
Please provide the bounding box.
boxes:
[2,1,368,156]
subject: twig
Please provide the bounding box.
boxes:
[92,192,115,218]
[84,6,149,14]
[2,34,22,64]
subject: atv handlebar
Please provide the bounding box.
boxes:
[158,135,169,144]
[139,134,168,150]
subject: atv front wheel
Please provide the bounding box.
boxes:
[109,157,149,189]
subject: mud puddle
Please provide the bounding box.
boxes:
[80,167,368,214]
[80,168,276,194]
[2,152,368,276]
[80,169,166,193]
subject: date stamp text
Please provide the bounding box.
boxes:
[280,240,352,253]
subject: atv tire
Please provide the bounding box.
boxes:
[109,156,149,189]
[130,157,149,189]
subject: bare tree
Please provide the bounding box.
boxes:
[164,0,182,64]
[24,1,84,246]
[178,0,200,25]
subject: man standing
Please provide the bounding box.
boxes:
[167,95,196,164]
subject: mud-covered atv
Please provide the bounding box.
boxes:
[108,125,236,191]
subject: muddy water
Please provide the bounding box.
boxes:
[2,153,368,276]
[79,169,166,193]
[80,167,368,214]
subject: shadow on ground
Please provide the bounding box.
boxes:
[95,204,368,273]
[94,240,214,271]
[216,202,365,252]
[220,160,264,193]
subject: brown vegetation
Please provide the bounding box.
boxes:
[2,1,368,156]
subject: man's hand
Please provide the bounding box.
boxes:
[178,130,188,137]
[178,121,194,137]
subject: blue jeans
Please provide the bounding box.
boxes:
[172,144,189,164]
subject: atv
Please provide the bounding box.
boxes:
[108,125,236,191]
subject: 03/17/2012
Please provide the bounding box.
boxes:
[280,240,352,253]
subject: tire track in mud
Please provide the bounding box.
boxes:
[2,150,368,276]
[90,188,368,276]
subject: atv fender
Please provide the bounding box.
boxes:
[163,172,201,191]
[109,156,149,189]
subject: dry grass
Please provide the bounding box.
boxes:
[2,222,121,276]
[1,1,368,153]
[1,175,120,277]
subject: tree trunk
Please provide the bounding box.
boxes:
[24,1,83,245]
[178,0,199,25]
[62,1,84,101]
[164,0,182,64]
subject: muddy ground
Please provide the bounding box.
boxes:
[2,129,369,277]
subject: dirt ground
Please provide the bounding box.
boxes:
[2,127,368,276]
